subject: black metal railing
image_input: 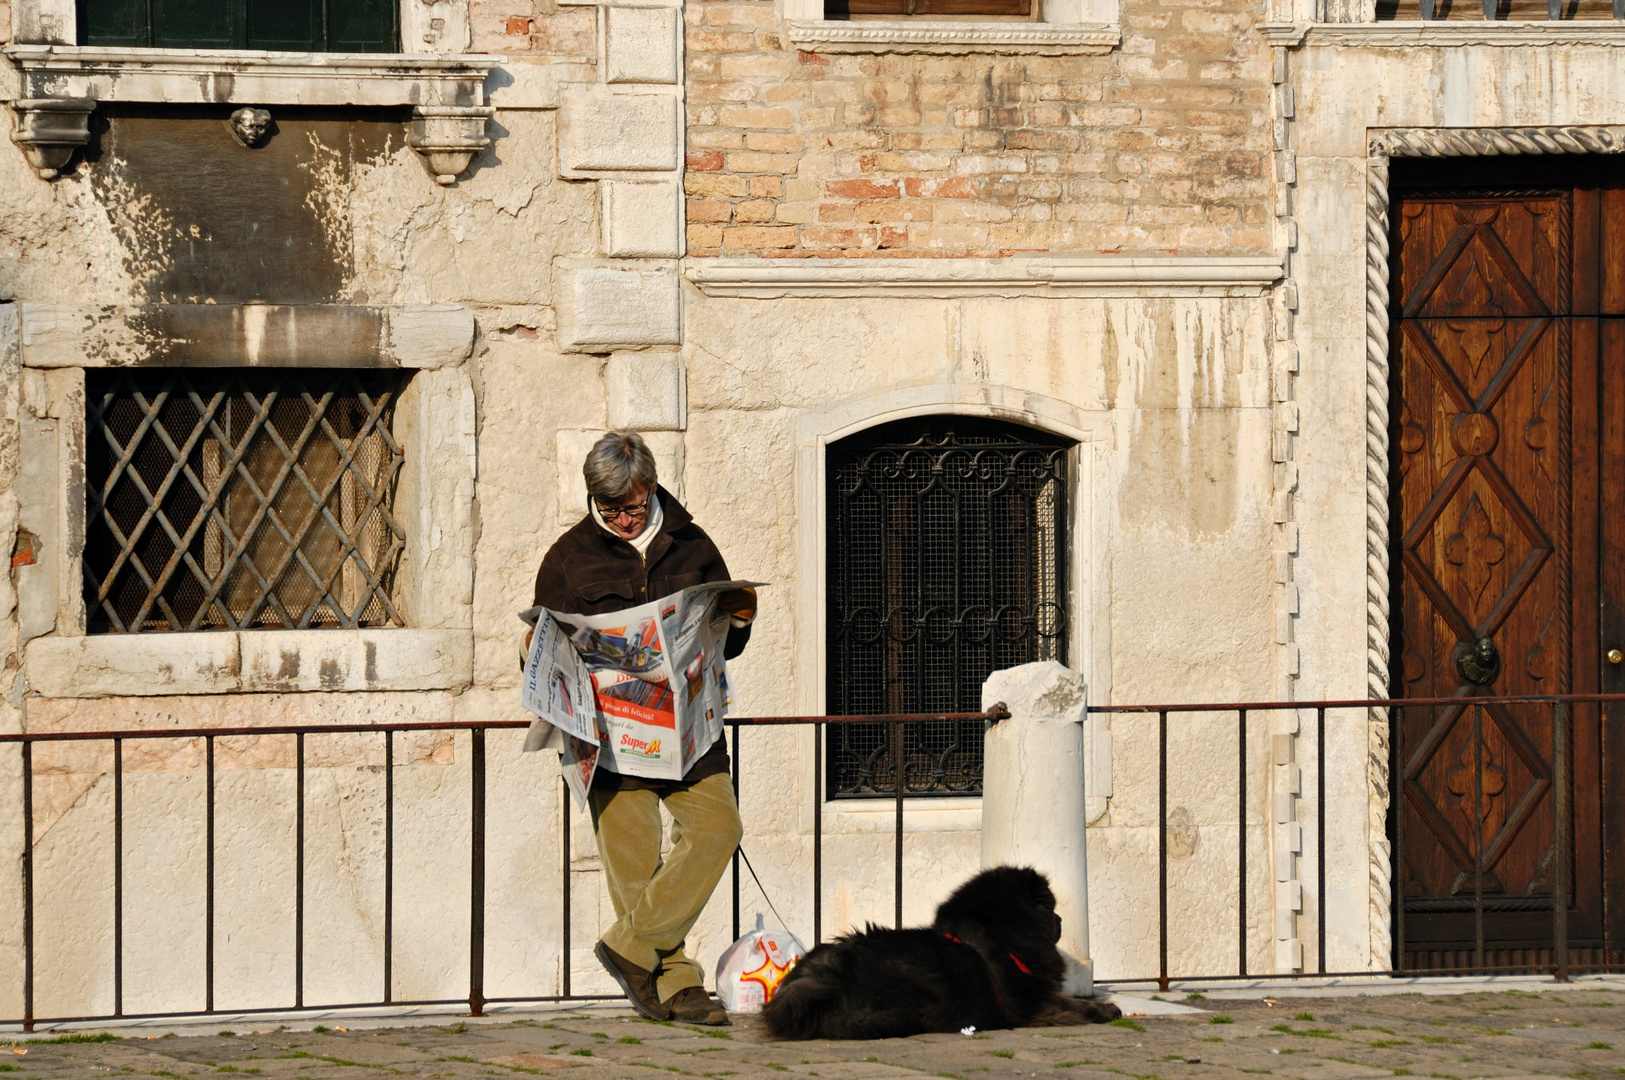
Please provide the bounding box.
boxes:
[1094,693,1619,989]
[3,695,1618,1030]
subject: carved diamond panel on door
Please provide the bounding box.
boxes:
[1393,183,1608,971]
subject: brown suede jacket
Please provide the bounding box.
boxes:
[532,486,749,791]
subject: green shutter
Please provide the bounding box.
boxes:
[82,0,398,51]
[150,0,236,48]
[80,0,153,46]
[246,0,320,50]
[328,0,399,52]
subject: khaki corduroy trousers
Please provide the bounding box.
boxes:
[587,771,743,1002]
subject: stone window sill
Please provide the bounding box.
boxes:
[24,628,474,698]
[1276,21,1625,47]
[820,796,981,833]
[3,45,501,182]
[3,45,499,106]
[783,20,1120,55]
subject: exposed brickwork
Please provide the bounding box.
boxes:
[471,0,595,56]
[684,0,1274,257]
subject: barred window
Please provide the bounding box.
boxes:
[825,417,1070,798]
[84,370,407,634]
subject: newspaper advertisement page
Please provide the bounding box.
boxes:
[521,580,761,802]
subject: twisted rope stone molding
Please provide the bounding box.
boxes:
[1372,126,1625,158]
[1364,141,1393,973]
[1360,125,1624,970]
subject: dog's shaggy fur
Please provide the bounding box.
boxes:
[761,866,1121,1040]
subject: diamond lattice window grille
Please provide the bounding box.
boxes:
[84,369,408,633]
[824,416,1072,799]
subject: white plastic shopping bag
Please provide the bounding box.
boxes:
[714,914,805,1014]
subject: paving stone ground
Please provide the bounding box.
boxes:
[4,982,1624,1080]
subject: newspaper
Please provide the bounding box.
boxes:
[520,580,762,806]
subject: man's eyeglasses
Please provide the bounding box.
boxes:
[596,497,650,521]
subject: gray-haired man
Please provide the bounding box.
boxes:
[532,432,755,1025]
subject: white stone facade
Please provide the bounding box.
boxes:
[4,0,1617,1025]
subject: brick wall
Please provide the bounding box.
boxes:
[684,0,1274,258]
[471,0,595,56]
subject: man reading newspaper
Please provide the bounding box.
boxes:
[522,432,756,1026]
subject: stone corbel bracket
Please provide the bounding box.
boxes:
[409,104,497,185]
[2,45,503,184]
[9,97,95,178]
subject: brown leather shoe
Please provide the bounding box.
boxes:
[595,941,671,1021]
[664,985,730,1026]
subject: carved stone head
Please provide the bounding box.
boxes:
[229,108,273,148]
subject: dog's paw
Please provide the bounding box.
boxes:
[1076,997,1121,1024]
[1029,995,1120,1027]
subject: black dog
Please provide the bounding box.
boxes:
[762,866,1121,1039]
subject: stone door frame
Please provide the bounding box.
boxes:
[1361,125,1625,968]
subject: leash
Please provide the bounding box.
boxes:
[737,846,798,941]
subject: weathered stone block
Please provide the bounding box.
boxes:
[606,6,681,85]
[24,630,474,697]
[602,180,683,258]
[556,265,681,351]
[238,630,475,693]
[559,90,680,174]
[607,350,685,431]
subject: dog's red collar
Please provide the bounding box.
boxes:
[942,934,1034,977]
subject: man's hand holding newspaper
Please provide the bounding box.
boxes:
[520,581,762,805]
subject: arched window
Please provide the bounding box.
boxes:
[825,416,1072,798]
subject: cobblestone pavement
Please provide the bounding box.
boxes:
[4,982,1624,1080]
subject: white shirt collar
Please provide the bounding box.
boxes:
[591,492,664,556]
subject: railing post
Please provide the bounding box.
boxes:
[1393,702,1405,972]
[114,737,124,1018]
[892,720,904,929]
[1159,710,1169,992]
[1238,709,1248,979]
[813,721,823,947]
[561,774,572,999]
[205,734,215,1014]
[21,739,33,1032]
[1554,699,1570,982]
[1316,708,1326,976]
[469,728,487,1016]
[295,731,305,1009]
[981,662,1096,996]
[383,729,394,1005]
[732,720,741,942]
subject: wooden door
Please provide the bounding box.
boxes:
[1392,165,1619,972]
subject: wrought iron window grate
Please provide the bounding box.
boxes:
[825,417,1070,798]
[84,369,407,633]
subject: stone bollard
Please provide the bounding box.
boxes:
[981,660,1095,997]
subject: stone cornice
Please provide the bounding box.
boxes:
[2,45,501,106]
[783,20,1120,55]
[1257,22,1310,47]
[17,302,475,369]
[1302,21,1625,47]
[685,255,1283,298]
[1371,125,1625,156]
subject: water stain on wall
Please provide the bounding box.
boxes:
[87,106,408,305]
